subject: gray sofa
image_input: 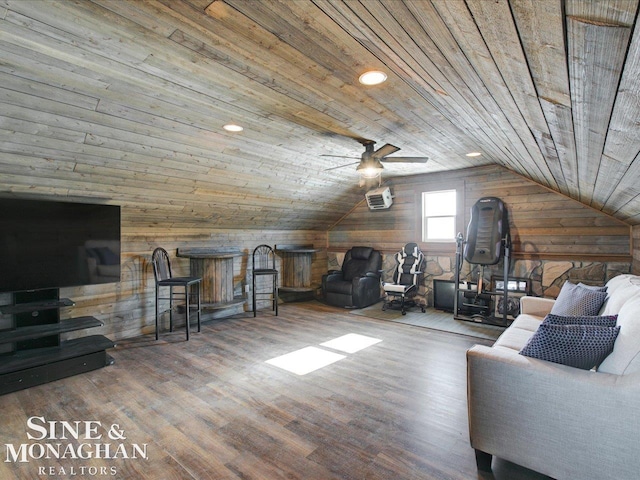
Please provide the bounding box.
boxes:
[467,274,640,480]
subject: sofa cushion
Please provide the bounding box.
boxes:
[598,295,640,375]
[604,273,639,292]
[493,314,542,352]
[509,314,543,332]
[519,323,620,370]
[600,275,640,316]
[542,313,618,327]
[550,281,607,316]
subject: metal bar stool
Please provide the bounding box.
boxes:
[252,244,278,317]
[152,247,202,340]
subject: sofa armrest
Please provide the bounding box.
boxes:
[467,345,640,479]
[519,295,555,317]
[351,275,382,307]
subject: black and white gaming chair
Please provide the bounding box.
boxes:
[382,242,426,315]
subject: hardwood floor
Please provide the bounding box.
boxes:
[0,301,551,480]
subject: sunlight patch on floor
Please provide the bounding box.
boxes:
[265,333,383,375]
[265,346,346,375]
[320,333,382,353]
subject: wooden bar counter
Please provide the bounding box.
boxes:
[275,244,320,293]
[176,248,245,311]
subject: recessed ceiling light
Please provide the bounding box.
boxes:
[358,70,387,86]
[223,124,243,132]
[466,152,482,157]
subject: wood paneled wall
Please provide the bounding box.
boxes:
[1,164,635,342]
[329,165,632,300]
[0,223,328,342]
[330,165,631,261]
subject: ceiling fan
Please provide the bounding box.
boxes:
[323,140,429,179]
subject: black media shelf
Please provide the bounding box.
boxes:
[0,335,115,375]
[0,288,115,395]
[0,298,75,315]
[0,317,104,344]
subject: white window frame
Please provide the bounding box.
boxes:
[422,189,457,243]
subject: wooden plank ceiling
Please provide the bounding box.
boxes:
[1,0,639,229]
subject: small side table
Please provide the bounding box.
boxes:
[177,248,245,315]
[275,245,320,296]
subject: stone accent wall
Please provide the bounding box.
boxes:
[426,257,630,306]
[327,251,631,307]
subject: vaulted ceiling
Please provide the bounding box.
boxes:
[1,0,639,229]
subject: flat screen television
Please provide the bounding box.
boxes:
[0,198,121,293]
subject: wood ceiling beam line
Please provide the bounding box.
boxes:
[567,16,631,205]
[425,0,552,182]
[464,0,560,190]
[598,6,640,211]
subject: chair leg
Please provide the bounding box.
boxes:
[274,274,278,316]
[185,285,190,341]
[155,286,160,340]
[196,282,201,333]
[252,274,257,317]
[169,286,174,332]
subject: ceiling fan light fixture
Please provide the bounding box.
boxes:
[357,161,384,179]
[358,70,387,86]
[223,123,244,132]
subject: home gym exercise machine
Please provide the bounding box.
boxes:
[453,197,513,326]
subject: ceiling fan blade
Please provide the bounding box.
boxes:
[373,143,400,158]
[320,154,360,159]
[380,156,429,163]
[324,161,360,171]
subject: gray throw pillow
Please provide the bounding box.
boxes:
[520,324,620,370]
[550,281,607,316]
[542,313,618,328]
[577,282,607,292]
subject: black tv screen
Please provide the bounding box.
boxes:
[0,198,121,293]
[433,279,456,312]
[433,279,478,313]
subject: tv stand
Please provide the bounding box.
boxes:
[1,297,75,314]
[0,288,115,395]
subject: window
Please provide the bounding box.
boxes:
[422,189,457,242]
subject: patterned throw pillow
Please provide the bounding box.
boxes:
[550,281,608,316]
[519,324,620,370]
[542,313,618,328]
[577,282,607,292]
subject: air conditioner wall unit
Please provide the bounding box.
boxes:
[365,187,393,210]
